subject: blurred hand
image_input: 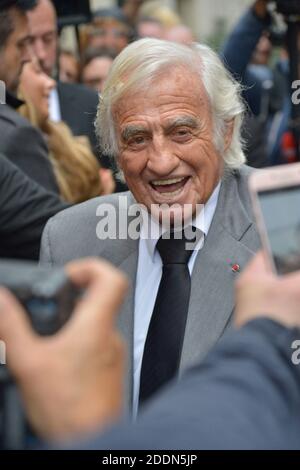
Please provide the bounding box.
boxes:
[0,258,128,441]
[234,251,300,328]
[122,0,144,23]
[253,0,273,19]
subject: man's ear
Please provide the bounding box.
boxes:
[224,119,234,152]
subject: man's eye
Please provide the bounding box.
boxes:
[178,129,188,134]
[129,136,146,146]
[173,128,191,140]
[43,34,55,44]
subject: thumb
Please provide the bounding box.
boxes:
[0,288,37,374]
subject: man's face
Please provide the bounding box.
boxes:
[27,0,57,76]
[0,9,32,94]
[137,21,165,39]
[59,53,79,84]
[115,67,228,221]
[89,22,129,54]
[82,56,113,92]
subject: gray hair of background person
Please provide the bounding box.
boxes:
[96,38,246,170]
[0,0,37,49]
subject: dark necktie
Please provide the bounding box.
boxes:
[139,230,195,405]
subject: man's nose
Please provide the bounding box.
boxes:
[22,42,34,64]
[147,139,180,175]
[46,76,56,92]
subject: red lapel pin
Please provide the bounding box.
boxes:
[231,263,240,273]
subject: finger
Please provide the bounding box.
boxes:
[247,250,268,272]
[239,250,271,281]
[279,269,300,290]
[0,288,37,373]
[66,258,122,288]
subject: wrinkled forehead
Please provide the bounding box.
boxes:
[27,1,57,35]
[112,65,210,120]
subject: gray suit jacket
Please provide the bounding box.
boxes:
[40,165,261,410]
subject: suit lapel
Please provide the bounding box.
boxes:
[116,249,139,411]
[98,192,139,411]
[180,170,260,372]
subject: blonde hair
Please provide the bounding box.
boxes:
[140,3,181,28]
[19,92,102,204]
[96,38,246,170]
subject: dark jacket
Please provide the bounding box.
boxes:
[57,81,99,154]
[71,319,300,450]
[0,153,67,260]
[221,8,271,168]
[0,92,59,193]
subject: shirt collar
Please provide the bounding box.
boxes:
[49,87,62,122]
[5,90,24,109]
[140,181,221,261]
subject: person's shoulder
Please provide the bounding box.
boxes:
[227,164,256,187]
[0,152,14,175]
[0,104,33,130]
[47,191,133,226]
[220,164,256,215]
[234,164,258,189]
[230,165,257,216]
[41,191,134,262]
[236,164,256,177]
[0,105,45,155]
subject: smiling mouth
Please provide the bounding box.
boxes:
[150,176,190,196]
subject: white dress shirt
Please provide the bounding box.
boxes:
[49,87,62,122]
[133,182,221,415]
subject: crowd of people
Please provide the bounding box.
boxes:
[55,0,299,168]
[0,0,300,452]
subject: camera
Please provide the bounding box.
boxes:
[0,260,81,449]
[52,0,91,27]
[0,260,79,336]
[275,0,300,16]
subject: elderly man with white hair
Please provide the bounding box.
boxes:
[40,38,260,415]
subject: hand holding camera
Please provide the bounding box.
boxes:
[0,258,128,443]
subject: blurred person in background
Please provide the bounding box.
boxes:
[139,2,180,29]
[81,8,132,55]
[81,47,115,93]
[79,9,130,194]
[221,0,275,168]
[58,49,80,84]
[220,0,300,167]
[249,32,273,82]
[19,58,115,203]
[222,3,274,119]
[122,0,146,28]
[27,0,99,152]
[0,0,59,192]
[165,24,195,45]
[136,16,165,39]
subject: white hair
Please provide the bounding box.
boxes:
[96,38,246,169]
